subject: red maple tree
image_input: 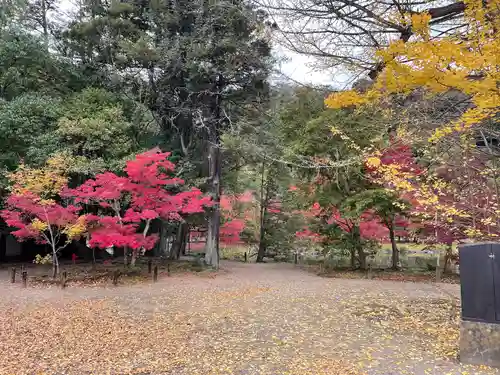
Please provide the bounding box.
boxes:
[62,149,211,266]
[1,193,84,276]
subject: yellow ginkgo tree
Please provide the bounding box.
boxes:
[326,0,499,136]
[325,0,500,241]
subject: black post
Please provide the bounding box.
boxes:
[0,234,6,264]
[244,252,247,263]
[112,270,120,286]
[153,266,158,282]
[167,263,170,277]
[61,271,67,289]
[294,253,298,265]
[148,259,152,274]
[10,267,16,283]
[21,270,27,288]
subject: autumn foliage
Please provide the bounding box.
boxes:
[2,149,212,270]
[325,0,500,245]
[365,141,500,242]
[62,149,211,265]
[326,0,499,142]
[1,155,85,275]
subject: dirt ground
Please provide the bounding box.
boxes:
[0,261,497,375]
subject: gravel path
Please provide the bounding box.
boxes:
[0,261,497,375]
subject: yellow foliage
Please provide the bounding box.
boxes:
[464,227,484,238]
[325,0,500,142]
[39,198,56,206]
[33,253,53,265]
[328,0,500,241]
[63,215,87,241]
[31,219,49,232]
[325,90,366,109]
[9,152,73,198]
[330,126,362,151]
[410,12,431,39]
[366,156,381,168]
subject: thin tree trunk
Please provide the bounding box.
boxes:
[443,244,452,274]
[52,246,59,278]
[434,212,441,281]
[130,249,138,267]
[389,224,399,270]
[131,218,152,266]
[47,221,59,278]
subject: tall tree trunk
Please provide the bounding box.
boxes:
[357,246,367,270]
[171,222,188,260]
[389,224,399,270]
[182,228,189,256]
[256,161,268,263]
[205,143,221,269]
[350,248,356,269]
[353,226,367,270]
[158,221,170,257]
[123,248,128,267]
[204,73,223,270]
[256,226,266,263]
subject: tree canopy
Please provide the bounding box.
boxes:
[0,0,497,273]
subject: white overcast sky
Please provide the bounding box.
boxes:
[276,52,332,86]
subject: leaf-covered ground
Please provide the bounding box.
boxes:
[0,262,497,375]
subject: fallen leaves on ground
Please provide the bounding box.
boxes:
[311,266,460,284]
[0,299,193,374]
[0,262,497,374]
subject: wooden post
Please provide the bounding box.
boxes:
[21,270,27,288]
[244,252,247,263]
[10,267,16,283]
[153,266,158,282]
[367,263,373,279]
[148,259,152,274]
[112,270,120,286]
[61,271,67,289]
[436,267,442,283]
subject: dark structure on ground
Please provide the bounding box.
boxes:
[460,243,500,368]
